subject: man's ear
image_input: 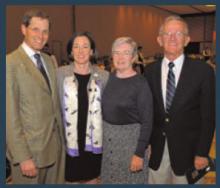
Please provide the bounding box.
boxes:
[184,36,191,47]
[157,36,163,47]
[21,24,26,36]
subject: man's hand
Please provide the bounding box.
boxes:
[20,159,38,177]
[130,155,144,172]
[194,156,209,170]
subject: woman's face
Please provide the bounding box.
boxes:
[112,43,134,72]
[71,36,93,65]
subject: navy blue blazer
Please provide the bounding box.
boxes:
[144,56,215,175]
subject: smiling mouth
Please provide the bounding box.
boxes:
[116,62,125,65]
[77,56,86,59]
[34,40,43,45]
[168,43,177,46]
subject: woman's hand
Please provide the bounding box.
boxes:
[130,155,144,172]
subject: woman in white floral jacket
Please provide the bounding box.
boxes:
[56,32,109,184]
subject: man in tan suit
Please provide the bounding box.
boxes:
[6,9,65,184]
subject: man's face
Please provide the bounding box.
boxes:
[21,17,49,52]
[157,20,190,59]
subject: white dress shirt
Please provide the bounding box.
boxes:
[21,42,49,75]
[161,54,185,109]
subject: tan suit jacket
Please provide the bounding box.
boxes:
[6,46,65,183]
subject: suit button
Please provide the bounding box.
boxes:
[162,132,166,136]
[165,118,170,123]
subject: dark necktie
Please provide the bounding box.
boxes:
[34,53,51,91]
[166,62,175,112]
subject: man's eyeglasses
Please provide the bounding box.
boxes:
[161,31,187,38]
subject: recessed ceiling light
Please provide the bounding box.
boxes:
[205,5,216,7]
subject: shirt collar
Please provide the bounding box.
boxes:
[163,54,185,71]
[21,42,41,58]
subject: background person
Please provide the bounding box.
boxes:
[42,43,59,68]
[133,45,145,74]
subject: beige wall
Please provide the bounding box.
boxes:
[185,15,215,42]
[6,5,215,63]
[185,14,215,53]
[6,5,170,61]
[75,5,170,57]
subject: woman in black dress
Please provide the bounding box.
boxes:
[57,32,108,183]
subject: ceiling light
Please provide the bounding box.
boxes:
[205,5,216,7]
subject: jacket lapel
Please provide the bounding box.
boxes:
[18,46,51,94]
[41,53,53,94]
[154,61,166,115]
[169,57,191,114]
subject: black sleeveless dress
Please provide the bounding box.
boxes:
[65,73,102,182]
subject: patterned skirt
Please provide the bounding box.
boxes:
[101,121,149,184]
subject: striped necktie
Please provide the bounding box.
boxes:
[166,62,175,112]
[34,53,51,92]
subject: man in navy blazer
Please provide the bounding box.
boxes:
[144,15,215,184]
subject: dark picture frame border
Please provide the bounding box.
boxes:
[1,0,218,188]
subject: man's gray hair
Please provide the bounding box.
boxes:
[159,15,189,35]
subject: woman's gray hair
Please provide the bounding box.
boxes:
[112,37,138,58]
[159,15,189,35]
